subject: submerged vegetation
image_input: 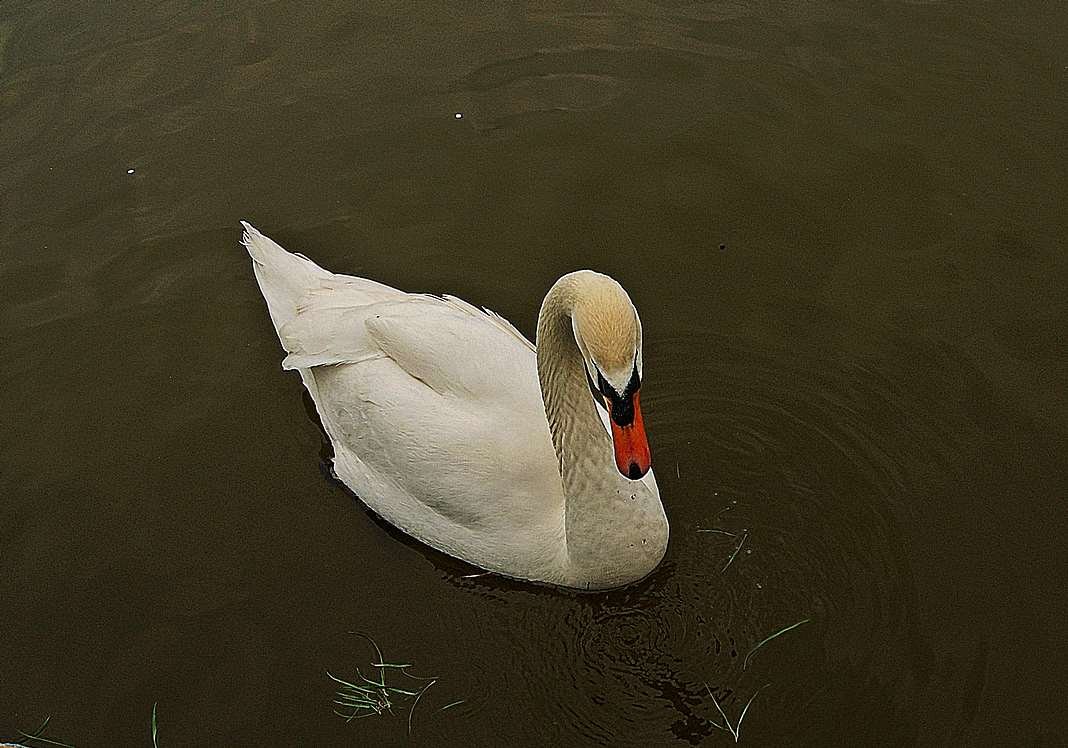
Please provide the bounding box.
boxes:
[7,624,804,745]
[10,716,73,748]
[328,633,454,735]
[8,639,460,744]
[7,704,162,748]
[697,618,810,740]
[720,531,750,574]
[704,683,770,743]
[743,618,812,671]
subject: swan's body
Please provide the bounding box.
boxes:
[243,223,667,590]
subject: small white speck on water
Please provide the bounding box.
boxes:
[731,500,737,504]
[746,549,752,555]
[756,583,763,589]
[454,112,463,119]
[126,168,135,174]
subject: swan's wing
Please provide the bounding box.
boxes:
[277,294,395,370]
[365,296,538,400]
[243,221,538,390]
[303,295,561,545]
[440,294,536,353]
[274,289,538,401]
[314,351,565,570]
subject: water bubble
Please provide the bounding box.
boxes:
[126,168,135,174]
[454,112,463,119]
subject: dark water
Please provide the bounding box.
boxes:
[2,1,1066,745]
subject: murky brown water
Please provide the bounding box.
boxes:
[2,1,1067,745]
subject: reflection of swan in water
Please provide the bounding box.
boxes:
[244,223,667,589]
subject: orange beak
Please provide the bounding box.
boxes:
[609,391,651,480]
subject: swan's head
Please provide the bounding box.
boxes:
[570,273,651,481]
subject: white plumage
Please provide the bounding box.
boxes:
[244,222,667,589]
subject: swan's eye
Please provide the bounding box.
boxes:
[586,367,608,410]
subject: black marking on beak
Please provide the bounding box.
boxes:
[586,364,641,427]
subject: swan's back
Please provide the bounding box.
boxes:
[243,224,569,580]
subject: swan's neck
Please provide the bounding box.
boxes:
[536,273,667,589]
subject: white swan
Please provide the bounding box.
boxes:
[243,223,667,590]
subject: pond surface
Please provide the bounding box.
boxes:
[1,1,1066,745]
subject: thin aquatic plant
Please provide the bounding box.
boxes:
[743,618,811,670]
[406,676,435,734]
[151,702,159,748]
[720,531,749,573]
[14,716,74,748]
[704,683,770,743]
[329,633,443,735]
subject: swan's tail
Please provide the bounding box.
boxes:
[242,221,409,371]
[241,221,335,334]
